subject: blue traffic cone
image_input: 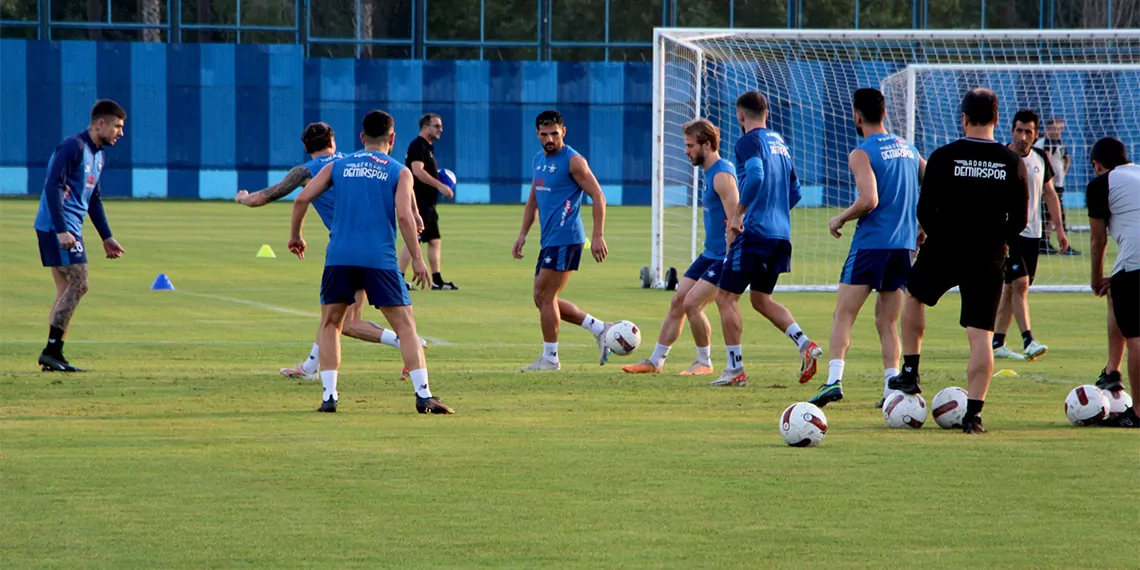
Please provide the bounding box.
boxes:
[151,273,175,291]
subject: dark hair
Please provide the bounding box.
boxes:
[91,99,126,121]
[961,88,998,126]
[1045,117,1065,127]
[735,91,768,119]
[362,110,394,139]
[1011,109,1040,131]
[300,122,334,153]
[419,113,441,129]
[536,110,563,129]
[852,88,885,123]
[1090,137,1129,169]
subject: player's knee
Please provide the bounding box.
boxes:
[682,294,704,316]
[749,293,773,313]
[72,278,90,297]
[1011,277,1030,295]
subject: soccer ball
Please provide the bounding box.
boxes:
[931,386,968,429]
[1103,389,1133,418]
[604,320,641,356]
[778,402,828,447]
[881,390,927,429]
[1064,385,1109,426]
[438,168,457,190]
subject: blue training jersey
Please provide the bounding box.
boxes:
[323,150,405,270]
[701,158,736,258]
[532,145,586,248]
[34,131,106,236]
[302,152,346,230]
[734,128,801,241]
[850,133,921,251]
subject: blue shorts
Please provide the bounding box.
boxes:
[37,230,87,267]
[320,266,410,307]
[535,243,583,276]
[839,248,913,292]
[718,237,791,295]
[683,254,723,285]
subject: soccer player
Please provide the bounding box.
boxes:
[622,119,738,376]
[1035,117,1078,255]
[235,122,425,380]
[1086,136,1140,428]
[398,113,459,290]
[512,110,613,371]
[992,109,1069,361]
[34,99,127,372]
[710,91,822,387]
[810,88,925,408]
[888,88,1029,435]
[288,110,452,414]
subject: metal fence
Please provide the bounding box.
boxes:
[0,0,1133,61]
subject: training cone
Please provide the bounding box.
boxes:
[993,369,1018,378]
[257,244,276,258]
[150,273,175,291]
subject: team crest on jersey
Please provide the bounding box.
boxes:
[86,175,96,189]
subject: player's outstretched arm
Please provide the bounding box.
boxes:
[570,155,607,262]
[289,163,333,259]
[1087,175,1112,296]
[236,165,311,207]
[395,168,430,288]
[88,184,125,258]
[513,185,538,259]
[829,149,879,238]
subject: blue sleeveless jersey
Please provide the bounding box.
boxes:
[734,128,800,241]
[303,152,345,230]
[850,133,921,251]
[532,145,586,248]
[701,158,735,258]
[323,150,405,270]
[33,131,105,236]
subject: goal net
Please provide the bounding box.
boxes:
[650,29,1140,292]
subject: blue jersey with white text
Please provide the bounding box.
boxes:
[734,128,801,241]
[34,131,105,236]
[701,158,736,258]
[323,150,405,270]
[303,152,346,230]
[850,133,921,251]
[532,145,587,248]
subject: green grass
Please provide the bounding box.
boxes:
[0,200,1134,569]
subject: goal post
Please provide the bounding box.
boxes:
[650,29,1140,292]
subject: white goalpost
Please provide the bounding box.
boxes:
[649,29,1140,292]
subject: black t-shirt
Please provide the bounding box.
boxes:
[918,137,1029,254]
[406,136,440,208]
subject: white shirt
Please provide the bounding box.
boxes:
[1087,163,1140,276]
[1018,146,1055,239]
[1035,137,1067,188]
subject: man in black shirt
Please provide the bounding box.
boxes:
[887,88,1029,435]
[399,113,459,290]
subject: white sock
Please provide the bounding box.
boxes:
[581,314,606,336]
[785,323,810,352]
[543,342,560,364]
[649,343,671,367]
[827,360,845,386]
[320,370,338,401]
[726,345,743,370]
[379,328,401,348]
[884,368,899,397]
[695,345,712,366]
[409,368,432,398]
[301,344,320,375]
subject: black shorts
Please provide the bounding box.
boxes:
[906,243,1004,331]
[418,206,440,242]
[1004,236,1041,284]
[1111,270,1139,339]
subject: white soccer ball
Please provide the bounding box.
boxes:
[1103,389,1133,418]
[882,390,927,429]
[604,320,641,356]
[931,386,969,429]
[1064,385,1109,426]
[778,402,828,447]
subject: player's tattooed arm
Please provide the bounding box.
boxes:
[237,166,312,207]
[50,264,89,330]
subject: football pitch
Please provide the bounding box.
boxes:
[0,200,1134,568]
